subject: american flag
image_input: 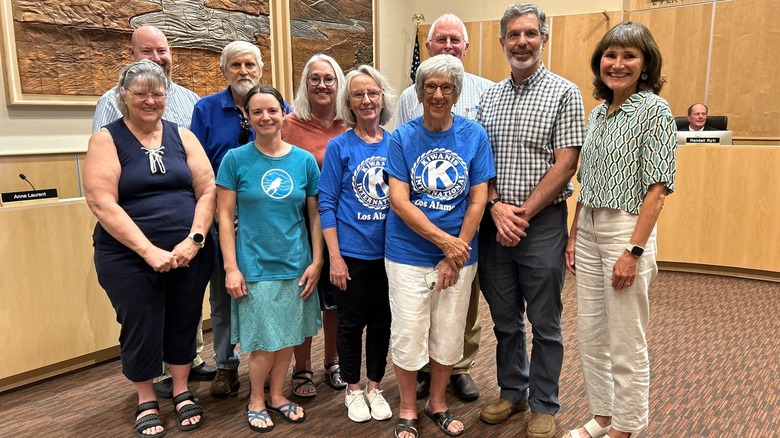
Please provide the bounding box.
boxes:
[409,32,421,83]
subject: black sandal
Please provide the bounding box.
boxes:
[425,407,464,437]
[395,418,418,438]
[323,360,346,390]
[134,401,165,438]
[172,391,204,431]
[291,369,317,397]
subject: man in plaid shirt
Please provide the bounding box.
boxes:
[475,4,585,438]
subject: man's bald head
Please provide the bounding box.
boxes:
[130,26,173,77]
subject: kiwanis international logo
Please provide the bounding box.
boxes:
[411,148,467,201]
[352,156,388,210]
[261,169,294,199]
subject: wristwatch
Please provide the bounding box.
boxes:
[486,198,500,211]
[188,232,205,247]
[625,244,644,257]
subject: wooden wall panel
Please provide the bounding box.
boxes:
[461,21,483,75]
[0,154,81,199]
[707,0,780,139]
[480,20,509,83]
[627,5,713,118]
[0,200,116,380]
[548,12,623,117]
[656,146,780,273]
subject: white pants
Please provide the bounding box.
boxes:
[385,260,477,371]
[575,207,657,433]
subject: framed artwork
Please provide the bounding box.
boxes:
[288,0,374,92]
[1,0,374,106]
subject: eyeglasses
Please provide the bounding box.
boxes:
[423,83,455,95]
[350,90,382,101]
[128,91,167,102]
[308,75,336,87]
[238,112,251,145]
[432,36,464,46]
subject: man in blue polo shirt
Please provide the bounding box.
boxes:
[191,40,289,397]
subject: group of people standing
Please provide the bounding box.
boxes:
[83,2,675,438]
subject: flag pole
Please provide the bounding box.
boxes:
[409,14,425,84]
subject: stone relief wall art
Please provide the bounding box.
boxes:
[0,0,374,106]
[289,0,373,97]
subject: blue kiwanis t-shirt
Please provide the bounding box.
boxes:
[318,129,390,260]
[385,115,495,266]
[216,143,320,281]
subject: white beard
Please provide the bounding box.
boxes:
[231,79,256,97]
[506,46,543,70]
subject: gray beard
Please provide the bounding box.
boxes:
[507,49,542,70]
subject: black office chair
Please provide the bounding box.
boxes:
[675,115,728,131]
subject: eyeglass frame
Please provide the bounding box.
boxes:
[422,83,456,95]
[123,88,167,102]
[307,75,337,87]
[237,110,252,144]
[350,90,383,102]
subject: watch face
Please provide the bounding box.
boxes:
[631,246,644,257]
[192,233,204,244]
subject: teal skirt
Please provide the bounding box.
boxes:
[231,279,322,352]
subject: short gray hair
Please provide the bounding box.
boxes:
[292,54,345,120]
[427,13,469,43]
[414,54,464,101]
[337,65,397,127]
[500,3,548,39]
[114,60,169,117]
[219,41,263,71]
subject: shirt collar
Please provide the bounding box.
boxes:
[599,89,651,116]
[218,86,239,110]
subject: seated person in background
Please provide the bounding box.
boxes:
[686,103,716,131]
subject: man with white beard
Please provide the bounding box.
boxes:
[475,4,585,438]
[190,41,265,398]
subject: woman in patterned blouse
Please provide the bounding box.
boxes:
[564,22,676,438]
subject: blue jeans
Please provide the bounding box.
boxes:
[209,226,240,370]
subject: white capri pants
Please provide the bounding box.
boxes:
[385,259,477,371]
[575,206,658,433]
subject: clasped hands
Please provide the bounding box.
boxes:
[143,236,202,273]
[491,202,529,247]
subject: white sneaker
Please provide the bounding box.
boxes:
[345,389,371,422]
[365,387,392,421]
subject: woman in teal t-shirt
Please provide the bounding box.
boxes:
[216,85,323,432]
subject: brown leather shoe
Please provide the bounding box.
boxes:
[527,412,557,438]
[210,368,239,398]
[479,397,529,424]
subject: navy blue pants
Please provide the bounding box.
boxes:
[95,241,214,382]
[478,204,567,415]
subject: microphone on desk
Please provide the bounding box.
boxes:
[19,174,36,191]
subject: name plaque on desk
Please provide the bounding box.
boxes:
[685,137,719,144]
[0,189,59,206]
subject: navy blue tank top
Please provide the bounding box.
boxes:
[93,119,197,251]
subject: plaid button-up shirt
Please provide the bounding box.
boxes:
[477,64,585,206]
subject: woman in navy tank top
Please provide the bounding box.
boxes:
[83,60,216,438]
